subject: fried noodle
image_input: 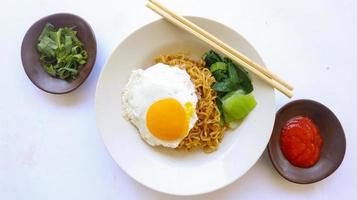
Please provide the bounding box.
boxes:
[155,53,226,153]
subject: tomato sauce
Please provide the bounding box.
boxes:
[280,116,323,168]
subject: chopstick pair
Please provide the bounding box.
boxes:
[146,0,294,98]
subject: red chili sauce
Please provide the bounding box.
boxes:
[280,116,323,168]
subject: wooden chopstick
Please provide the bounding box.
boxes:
[149,0,293,91]
[146,1,293,98]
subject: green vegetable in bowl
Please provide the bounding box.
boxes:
[203,50,257,126]
[37,23,88,80]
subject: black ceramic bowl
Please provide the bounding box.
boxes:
[21,13,97,94]
[268,99,346,184]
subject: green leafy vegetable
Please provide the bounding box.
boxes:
[212,70,228,82]
[203,50,222,66]
[225,58,253,93]
[227,62,239,84]
[210,62,227,73]
[37,23,88,80]
[202,50,256,126]
[212,79,238,92]
[221,90,257,122]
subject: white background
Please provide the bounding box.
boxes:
[1,0,356,199]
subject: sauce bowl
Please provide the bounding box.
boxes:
[268,99,346,184]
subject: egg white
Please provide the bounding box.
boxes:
[122,63,198,148]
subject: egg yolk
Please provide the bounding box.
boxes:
[146,98,193,141]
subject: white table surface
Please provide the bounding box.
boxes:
[1,0,356,199]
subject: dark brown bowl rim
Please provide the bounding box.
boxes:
[21,13,97,94]
[268,99,346,184]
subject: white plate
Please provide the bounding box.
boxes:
[95,17,275,195]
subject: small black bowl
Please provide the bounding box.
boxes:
[268,99,346,184]
[21,13,97,94]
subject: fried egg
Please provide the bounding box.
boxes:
[122,63,198,148]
